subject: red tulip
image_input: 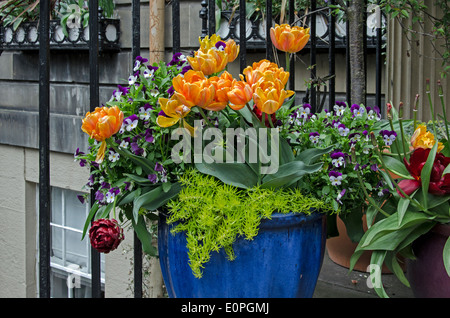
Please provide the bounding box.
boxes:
[398,148,450,197]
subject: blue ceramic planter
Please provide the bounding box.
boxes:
[158,211,327,298]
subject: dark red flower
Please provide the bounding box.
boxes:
[89,219,124,253]
[398,148,450,197]
[253,106,277,127]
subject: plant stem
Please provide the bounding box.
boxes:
[437,80,449,140]
[197,107,213,127]
[413,94,419,131]
[350,147,391,218]
[246,103,264,127]
[426,79,437,136]
[397,103,408,159]
[285,52,290,89]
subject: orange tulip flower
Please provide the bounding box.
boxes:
[270,24,310,54]
[227,80,253,110]
[187,49,228,76]
[172,70,215,109]
[157,96,195,135]
[241,59,289,88]
[81,106,124,163]
[224,39,239,63]
[253,78,295,115]
[187,35,239,76]
[207,71,233,111]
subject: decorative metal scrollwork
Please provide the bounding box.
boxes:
[0,18,120,51]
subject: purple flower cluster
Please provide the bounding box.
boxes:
[148,162,168,184]
[380,130,397,146]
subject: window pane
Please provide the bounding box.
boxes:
[64,189,86,230]
[51,226,63,262]
[51,187,63,225]
[65,229,88,270]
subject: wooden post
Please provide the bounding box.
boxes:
[149,0,165,64]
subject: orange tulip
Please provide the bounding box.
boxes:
[187,49,228,76]
[187,35,239,76]
[227,80,253,110]
[81,106,124,163]
[224,39,239,63]
[82,106,123,141]
[157,97,194,135]
[253,78,295,115]
[172,70,215,109]
[241,59,289,88]
[270,24,310,54]
[207,71,233,111]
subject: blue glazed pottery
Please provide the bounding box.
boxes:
[158,211,327,298]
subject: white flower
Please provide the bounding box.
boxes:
[109,151,120,162]
[332,157,345,167]
[128,75,137,85]
[334,104,345,116]
[330,175,342,186]
[133,60,141,71]
[119,140,129,149]
[143,68,154,78]
[106,191,115,203]
[139,107,151,120]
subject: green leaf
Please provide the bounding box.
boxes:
[131,214,158,256]
[359,211,432,250]
[397,197,410,226]
[81,201,100,240]
[295,146,334,165]
[132,183,182,222]
[195,161,259,189]
[115,147,155,175]
[124,173,153,185]
[444,236,450,277]
[421,143,438,208]
[261,161,323,189]
[381,155,414,179]
[385,253,410,287]
[369,251,389,298]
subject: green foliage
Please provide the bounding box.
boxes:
[165,169,333,278]
[350,87,450,298]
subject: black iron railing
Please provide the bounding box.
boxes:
[0,17,120,51]
[37,0,384,298]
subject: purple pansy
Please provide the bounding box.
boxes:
[309,132,320,144]
[338,123,350,136]
[331,151,346,168]
[380,130,397,146]
[124,114,139,131]
[329,170,343,186]
[351,104,365,117]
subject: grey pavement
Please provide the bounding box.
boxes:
[313,250,414,298]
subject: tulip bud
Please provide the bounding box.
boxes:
[350,147,357,164]
[398,102,404,119]
[370,131,378,148]
[386,103,392,120]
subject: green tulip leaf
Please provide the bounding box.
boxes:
[444,236,450,277]
[381,155,414,179]
[420,142,438,208]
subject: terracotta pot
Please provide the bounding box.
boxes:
[326,215,396,273]
[406,223,450,298]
